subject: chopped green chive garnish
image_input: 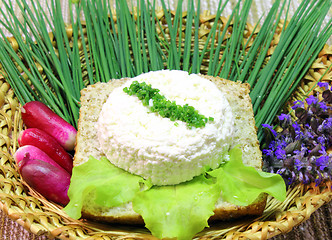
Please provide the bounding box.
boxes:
[123,81,214,128]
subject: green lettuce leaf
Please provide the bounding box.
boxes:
[63,156,142,219]
[209,147,286,206]
[132,174,220,240]
[64,147,286,240]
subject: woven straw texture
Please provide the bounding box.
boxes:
[0,8,332,240]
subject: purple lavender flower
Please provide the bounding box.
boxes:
[294,159,302,171]
[319,145,326,155]
[262,149,273,156]
[262,82,332,187]
[292,100,304,110]
[318,101,329,112]
[317,82,330,90]
[275,148,286,160]
[316,156,329,171]
[279,113,291,121]
[292,122,301,132]
[306,95,318,105]
[262,123,277,136]
[278,113,292,128]
[318,117,332,133]
[317,135,326,146]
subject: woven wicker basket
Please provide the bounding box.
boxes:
[0,9,332,240]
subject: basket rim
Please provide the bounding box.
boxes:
[0,76,331,240]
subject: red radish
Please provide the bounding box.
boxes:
[21,101,77,151]
[18,128,73,174]
[19,156,70,205]
[14,145,64,170]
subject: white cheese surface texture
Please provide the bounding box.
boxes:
[96,70,234,185]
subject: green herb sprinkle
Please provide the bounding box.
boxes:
[123,81,214,128]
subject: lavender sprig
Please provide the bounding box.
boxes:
[262,82,332,187]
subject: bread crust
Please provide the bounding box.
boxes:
[82,211,144,225]
[81,194,267,225]
[74,73,266,224]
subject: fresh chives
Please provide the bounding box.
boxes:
[191,0,201,73]
[182,0,195,72]
[0,0,330,144]
[252,0,332,141]
[123,81,214,128]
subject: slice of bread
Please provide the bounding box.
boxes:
[74,73,266,224]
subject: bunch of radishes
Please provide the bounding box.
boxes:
[14,101,77,205]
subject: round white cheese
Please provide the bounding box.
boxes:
[96,70,234,185]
